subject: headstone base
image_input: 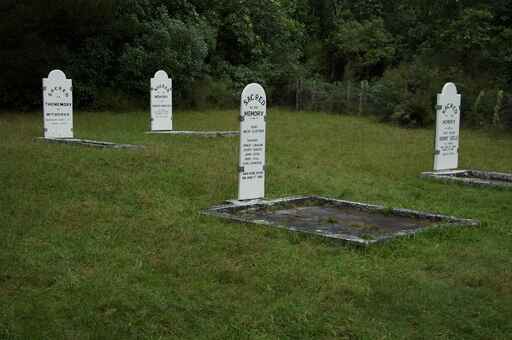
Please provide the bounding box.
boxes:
[203,196,479,246]
[146,130,239,137]
[421,170,512,189]
[36,137,143,149]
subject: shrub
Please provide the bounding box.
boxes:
[93,88,144,111]
[501,95,512,129]
[118,8,211,101]
[367,62,444,127]
[188,78,238,109]
[73,84,97,109]
[462,88,510,128]
[366,74,403,120]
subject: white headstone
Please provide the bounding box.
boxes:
[43,70,73,138]
[238,83,267,200]
[150,70,173,131]
[434,83,461,171]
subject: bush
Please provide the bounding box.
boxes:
[367,62,445,127]
[500,95,512,129]
[73,84,97,109]
[366,75,403,120]
[118,8,211,101]
[93,88,144,111]
[188,78,238,109]
[463,89,501,127]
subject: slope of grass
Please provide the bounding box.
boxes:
[1,109,511,339]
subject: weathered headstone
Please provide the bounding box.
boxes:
[43,70,73,138]
[150,70,173,131]
[238,83,267,200]
[434,83,461,171]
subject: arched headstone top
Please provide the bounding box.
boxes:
[241,83,266,109]
[154,70,169,80]
[441,82,458,96]
[243,83,265,93]
[47,69,67,81]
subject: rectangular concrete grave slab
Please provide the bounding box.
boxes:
[150,70,173,132]
[203,196,479,246]
[434,83,461,171]
[36,137,143,149]
[421,170,512,189]
[43,70,73,139]
[145,130,239,137]
[238,83,267,200]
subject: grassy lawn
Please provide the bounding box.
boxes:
[1,109,512,339]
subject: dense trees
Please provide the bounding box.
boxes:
[1,0,511,127]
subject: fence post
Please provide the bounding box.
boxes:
[346,80,352,112]
[358,80,368,115]
[494,90,504,127]
[296,79,300,111]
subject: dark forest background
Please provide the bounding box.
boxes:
[1,0,512,128]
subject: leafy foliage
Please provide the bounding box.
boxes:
[118,8,211,101]
[0,0,511,128]
[330,18,395,79]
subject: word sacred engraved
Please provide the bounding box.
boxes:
[47,86,70,98]
[243,93,266,107]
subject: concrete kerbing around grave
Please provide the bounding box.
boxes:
[202,195,480,246]
[421,170,512,189]
[36,137,144,149]
[146,130,239,137]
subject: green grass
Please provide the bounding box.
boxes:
[1,109,512,339]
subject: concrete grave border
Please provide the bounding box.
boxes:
[36,137,144,149]
[202,195,479,246]
[421,170,512,189]
[145,130,239,137]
